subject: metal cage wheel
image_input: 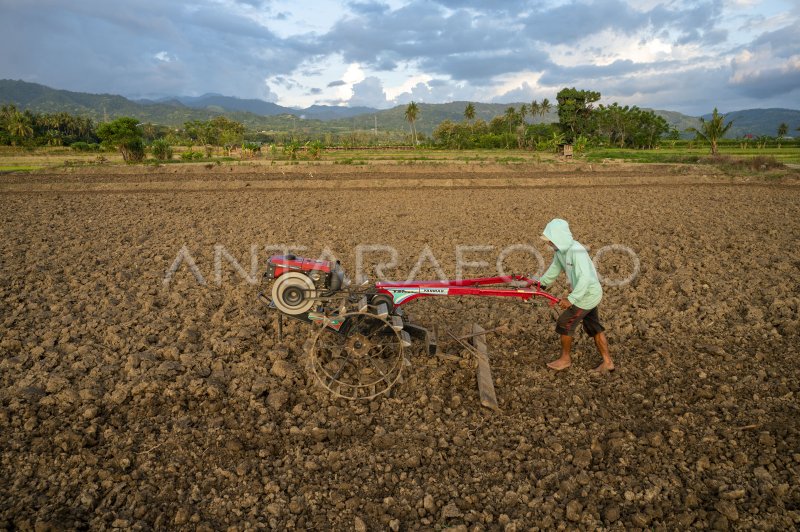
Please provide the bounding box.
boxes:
[308,311,405,400]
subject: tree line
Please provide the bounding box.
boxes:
[0,104,96,147]
[3,88,799,160]
[431,88,673,151]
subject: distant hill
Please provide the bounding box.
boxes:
[702,108,800,138]
[156,93,289,116]
[299,104,377,120]
[0,79,329,132]
[649,109,701,137]
[2,79,798,138]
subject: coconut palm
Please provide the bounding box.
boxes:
[405,101,419,146]
[0,104,17,125]
[7,111,33,144]
[530,100,540,123]
[778,123,788,138]
[687,108,733,156]
[505,106,517,134]
[464,102,475,122]
[539,98,552,119]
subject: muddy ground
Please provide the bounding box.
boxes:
[1,162,799,530]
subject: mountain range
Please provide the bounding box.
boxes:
[2,79,799,138]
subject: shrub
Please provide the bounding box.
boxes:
[121,138,145,162]
[151,139,173,160]
[96,117,145,162]
[70,142,101,152]
[306,140,324,160]
[702,155,784,172]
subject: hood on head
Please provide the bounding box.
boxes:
[542,218,574,251]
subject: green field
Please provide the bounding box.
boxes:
[585,145,800,165]
[1,145,798,176]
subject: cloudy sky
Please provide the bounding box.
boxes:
[1,0,798,115]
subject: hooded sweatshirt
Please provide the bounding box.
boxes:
[539,218,602,310]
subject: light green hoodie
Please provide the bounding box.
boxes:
[539,218,603,310]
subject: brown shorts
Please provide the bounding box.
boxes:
[556,305,605,337]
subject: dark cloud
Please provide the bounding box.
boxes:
[525,0,648,44]
[0,0,305,98]
[525,0,724,46]
[729,66,800,99]
[750,21,800,57]
[0,0,797,114]
[320,1,521,74]
[539,59,678,86]
[316,0,727,86]
[271,76,303,90]
[432,1,533,14]
[421,50,550,83]
[427,78,449,87]
[347,1,390,15]
[235,0,271,7]
[728,21,800,99]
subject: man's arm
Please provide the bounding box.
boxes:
[538,256,562,288]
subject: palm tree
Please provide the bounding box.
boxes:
[505,106,517,134]
[539,98,552,119]
[776,122,789,148]
[464,102,475,122]
[530,100,540,123]
[687,108,733,156]
[0,104,18,124]
[405,101,419,146]
[517,104,530,148]
[7,111,33,144]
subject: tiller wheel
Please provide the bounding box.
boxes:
[308,311,407,400]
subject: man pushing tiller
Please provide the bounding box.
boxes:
[538,218,615,373]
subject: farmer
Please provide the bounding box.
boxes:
[538,218,614,372]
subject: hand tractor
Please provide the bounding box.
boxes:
[260,254,559,401]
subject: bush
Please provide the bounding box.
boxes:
[151,139,173,160]
[306,140,324,160]
[70,142,100,152]
[180,151,204,161]
[96,117,144,162]
[121,139,145,162]
[702,155,784,172]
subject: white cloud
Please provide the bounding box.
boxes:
[154,51,175,62]
[384,72,432,101]
[348,76,390,107]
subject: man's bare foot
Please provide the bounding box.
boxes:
[547,358,572,371]
[592,362,615,373]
